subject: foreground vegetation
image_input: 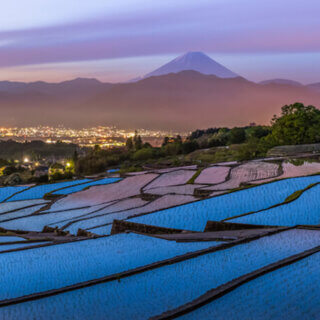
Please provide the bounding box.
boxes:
[76,103,320,174]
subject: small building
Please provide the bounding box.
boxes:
[20,162,33,170]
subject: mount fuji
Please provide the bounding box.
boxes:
[142,51,239,79]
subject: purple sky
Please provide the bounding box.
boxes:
[1,0,320,83]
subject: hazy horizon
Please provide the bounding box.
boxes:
[1,0,320,84]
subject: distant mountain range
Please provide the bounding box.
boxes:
[308,82,320,92]
[0,78,110,99]
[0,52,320,130]
[259,79,303,87]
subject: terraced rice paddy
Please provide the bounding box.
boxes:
[64,194,195,234]
[0,199,48,214]
[87,224,113,235]
[144,170,196,190]
[145,184,206,196]
[179,250,320,320]
[1,229,319,319]
[0,204,108,232]
[253,161,320,184]
[0,204,48,223]
[48,174,158,211]
[0,233,221,300]
[0,242,48,253]
[2,159,320,319]
[195,166,230,184]
[202,161,279,191]
[230,183,320,226]
[129,175,320,231]
[49,198,147,228]
[7,180,90,202]
[0,236,25,242]
[0,186,29,202]
[52,178,121,195]
[152,165,197,173]
[1,194,192,235]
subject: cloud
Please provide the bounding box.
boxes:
[1,0,320,83]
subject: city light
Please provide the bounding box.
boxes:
[0,126,188,148]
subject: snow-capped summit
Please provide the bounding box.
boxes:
[143,51,238,79]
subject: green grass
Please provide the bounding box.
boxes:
[187,168,203,184]
[284,182,319,203]
[186,145,241,164]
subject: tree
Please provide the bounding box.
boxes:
[189,128,219,139]
[228,127,246,144]
[181,140,199,154]
[162,137,170,147]
[236,138,263,160]
[126,137,134,150]
[246,126,271,140]
[267,103,320,145]
[133,131,143,150]
[208,129,229,147]
[93,144,101,154]
[135,135,143,150]
[72,150,78,164]
[132,148,155,161]
[162,143,181,156]
[143,142,152,148]
[174,135,182,144]
[0,159,9,167]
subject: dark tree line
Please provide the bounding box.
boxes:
[0,140,79,160]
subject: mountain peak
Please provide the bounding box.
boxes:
[143,51,238,79]
[175,51,208,59]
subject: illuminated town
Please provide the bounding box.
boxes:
[0,126,188,148]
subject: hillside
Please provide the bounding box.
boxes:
[1,71,320,129]
[85,71,320,130]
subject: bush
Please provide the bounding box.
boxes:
[228,127,246,144]
[162,143,182,156]
[36,175,49,183]
[132,148,156,161]
[181,140,199,154]
[235,139,265,161]
[2,165,24,176]
[50,172,73,181]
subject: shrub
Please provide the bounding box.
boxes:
[132,148,156,161]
